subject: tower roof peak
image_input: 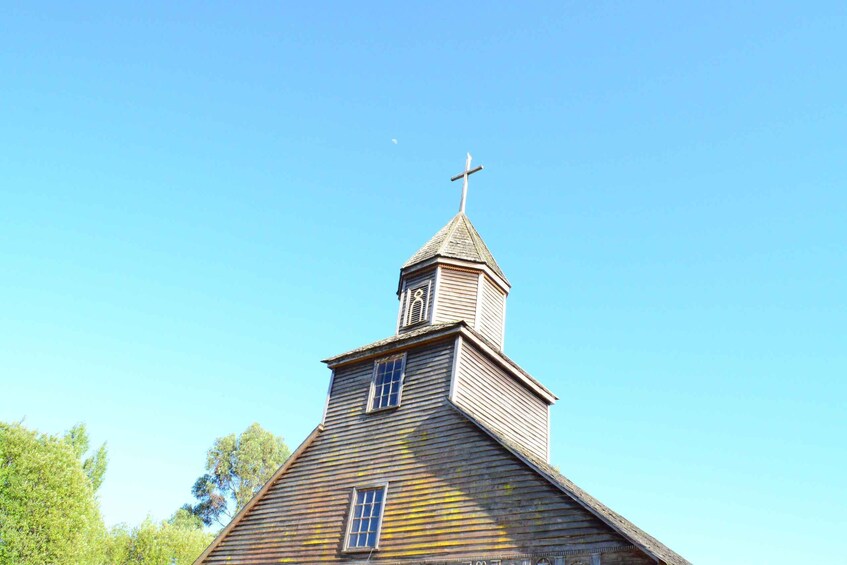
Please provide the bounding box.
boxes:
[403,212,508,284]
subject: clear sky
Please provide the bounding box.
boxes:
[1,2,845,563]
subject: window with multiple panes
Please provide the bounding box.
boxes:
[369,355,405,411]
[345,486,386,550]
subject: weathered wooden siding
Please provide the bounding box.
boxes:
[398,268,436,332]
[599,548,657,564]
[201,337,641,564]
[432,266,478,327]
[454,340,550,462]
[477,275,506,348]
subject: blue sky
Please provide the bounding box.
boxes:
[1,2,845,563]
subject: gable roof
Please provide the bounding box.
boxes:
[403,212,508,283]
[197,407,691,565]
[451,403,692,565]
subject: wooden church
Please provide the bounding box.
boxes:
[196,159,690,565]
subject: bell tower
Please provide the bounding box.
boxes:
[396,212,510,349]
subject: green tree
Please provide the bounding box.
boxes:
[189,422,290,526]
[64,422,108,492]
[0,421,106,565]
[104,509,213,565]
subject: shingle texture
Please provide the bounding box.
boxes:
[322,322,460,365]
[453,404,693,565]
[404,213,508,283]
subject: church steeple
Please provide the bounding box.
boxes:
[396,212,510,349]
[403,212,508,282]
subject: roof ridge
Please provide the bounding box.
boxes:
[402,213,508,283]
[435,213,464,256]
[458,213,486,263]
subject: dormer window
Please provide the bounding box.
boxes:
[403,281,431,327]
[368,354,405,411]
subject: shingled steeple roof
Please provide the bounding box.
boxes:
[403,212,508,283]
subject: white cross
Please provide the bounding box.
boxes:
[450,152,483,214]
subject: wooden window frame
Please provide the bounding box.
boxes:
[342,482,389,553]
[367,354,407,413]
[402,280,432,327]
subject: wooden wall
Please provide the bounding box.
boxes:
[399,265,508,351]
[201,337,645,564]
[432,266,479,328]
[453,340,549,462]
[477,275,506,348]
[598,549,657,564]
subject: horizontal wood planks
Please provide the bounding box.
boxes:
[599,548,657,565]
[201,337,643,564]
[454,342,550,462]
[433,266,479,328]
[478,276,506,348]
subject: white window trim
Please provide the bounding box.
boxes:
[342,482,389,553]
[366,353,407,413]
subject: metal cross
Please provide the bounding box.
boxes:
[451,153,483,214]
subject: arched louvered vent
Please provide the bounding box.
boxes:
[404,282,431,327]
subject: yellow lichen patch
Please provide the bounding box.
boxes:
[301,538,335,545]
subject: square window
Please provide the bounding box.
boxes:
[345,486,387,551]
[369,355,405,411]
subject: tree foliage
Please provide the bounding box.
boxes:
[189,422,290,526]
[64,422,108,492]
[104,509,213,565]
[0,422,106,565]
[0,420,287,563]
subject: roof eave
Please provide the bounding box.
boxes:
[399,256,511,294]
[458,326,557,403]
[450,404,691,565]
[322,322,557,404]
[193,423,324,564]
[322,323,464,367]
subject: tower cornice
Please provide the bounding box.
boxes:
[397,256,511,296]
[322,321,557,404]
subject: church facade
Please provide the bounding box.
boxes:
[196,180,690,564]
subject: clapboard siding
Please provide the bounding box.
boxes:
[601,549,657,565]
[432,266,479,327]
[478,276,506,347]
[454,341,549,461]
[398,268,436,333]
[201,337,637,564]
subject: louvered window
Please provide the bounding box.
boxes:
[403,281,431,327]
[344,485,387,551]
[369,355,405,411]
